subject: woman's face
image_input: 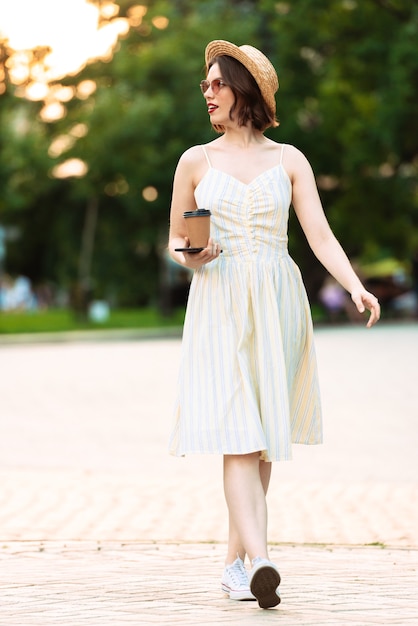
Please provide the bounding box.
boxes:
[202,62,235,126]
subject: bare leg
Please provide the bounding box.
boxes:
[224,453,271,564]
[259,458,272,494]
[225,457,272,564]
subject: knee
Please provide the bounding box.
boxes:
[224,452,261,471]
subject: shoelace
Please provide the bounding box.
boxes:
[228,560,249,588]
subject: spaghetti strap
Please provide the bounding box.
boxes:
[279,143,285,165]
[201,145,212,168]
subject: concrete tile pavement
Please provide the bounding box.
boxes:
[0,542,417,625]
[1,466,417,546]
[0,322,417,624]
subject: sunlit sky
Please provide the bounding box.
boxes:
[0,0,130,82]
[0,0,166,180]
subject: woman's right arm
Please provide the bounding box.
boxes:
[168,147,220,269]
[168,149,199,265]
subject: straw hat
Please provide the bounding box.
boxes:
[205,40,279,117]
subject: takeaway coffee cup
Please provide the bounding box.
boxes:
[183,209,211,249]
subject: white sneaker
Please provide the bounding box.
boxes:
[221,556,256,601]
[249,557,281,609]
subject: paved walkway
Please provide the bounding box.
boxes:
[1,541,417,625]
[0,323,417,624]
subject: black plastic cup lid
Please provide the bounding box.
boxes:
[183,209,211,218]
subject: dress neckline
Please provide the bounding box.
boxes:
[195,164,291,193]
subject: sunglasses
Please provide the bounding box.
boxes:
[199,78,228,95]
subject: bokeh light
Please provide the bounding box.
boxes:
[142,186,158,202]
[51,158,88,178]
[0,0,132,109]
[152,16,169,30]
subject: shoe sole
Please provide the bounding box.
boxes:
[250,565,281,609]
[221,584,256,601]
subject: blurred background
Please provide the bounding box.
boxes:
[0,0,417,334]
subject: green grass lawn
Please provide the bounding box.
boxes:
[0,305,331,335]
[0,307,186,334]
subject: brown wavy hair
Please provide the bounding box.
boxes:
[208,55,279,133]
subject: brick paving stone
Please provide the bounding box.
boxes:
[0,324,417,548]
[0,324,417,624]
[0,468,417,546]
[0,542,417,625]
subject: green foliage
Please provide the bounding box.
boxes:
[261,0,418,282]
[1,0,417,307]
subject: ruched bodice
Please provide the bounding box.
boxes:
[169,144,322,462]
[195,164,290,261]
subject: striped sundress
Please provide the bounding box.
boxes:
[169,143,323,462]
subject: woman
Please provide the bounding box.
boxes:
[168,40,380,609]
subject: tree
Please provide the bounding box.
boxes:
[260,0,418,288]
[1,0,417,308]
[2,0,261,306]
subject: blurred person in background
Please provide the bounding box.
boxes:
[0,274,37,311]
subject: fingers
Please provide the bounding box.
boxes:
[364,294,380,328]
[352,296,365,314]
[201,238,221,260]
[366,300,381,328]
[352,291,380,327]
[183,238,221,268]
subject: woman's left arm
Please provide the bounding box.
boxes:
[287,146,380,327]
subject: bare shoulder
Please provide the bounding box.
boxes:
[175,145,208,186]
[178,144,204,164]
[282,144,315,182]
[282,144,311,166]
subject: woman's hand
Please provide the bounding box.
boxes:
[351,288,381,328]
[182,237,221,269]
